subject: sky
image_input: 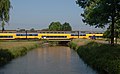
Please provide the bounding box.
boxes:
[4,0,106,31]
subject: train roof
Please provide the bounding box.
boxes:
[0,30,104,33]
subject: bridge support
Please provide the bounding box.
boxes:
[42,39,72,46]
[58,41,70,46]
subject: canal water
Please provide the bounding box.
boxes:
[0,46,97,74]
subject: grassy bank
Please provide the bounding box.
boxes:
[69,39,120,74]
[0,41,40,67]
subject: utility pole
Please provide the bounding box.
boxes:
[26,30,27,39]
[78,31,79,38]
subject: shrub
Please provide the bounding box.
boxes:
[0,49,13,66]
[68,42,77,50]
[76,42,120,74]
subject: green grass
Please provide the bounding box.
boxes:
[0,41,39,49]
[72,39,91,44]
[0,41,40,66]
[69,39,120,74]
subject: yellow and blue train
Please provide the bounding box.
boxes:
[0,30,103,40]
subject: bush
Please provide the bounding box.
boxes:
[76,42,120,74]
[68,42,77,50]
[0,49,13,66]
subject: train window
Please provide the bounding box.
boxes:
[42,36,46,38]
[0,36,13,38]
[16,34,19,36]
[17,34,37,36]
[75,34,78,36]
[34,34,38,36]
[16,34,26,36]
[8,36,13,38]
[27,34,38,36]
[71,34,78,36]
[64,36,67,38]
[27,34,32,36]
[80,34,86,36]
[41,36,67,38]
[83,34,86,36]
[22,34,26,36]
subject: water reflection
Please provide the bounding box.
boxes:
[0,46,97,74]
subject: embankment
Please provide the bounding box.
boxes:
[69,39,120,74]
[0,41,40,67]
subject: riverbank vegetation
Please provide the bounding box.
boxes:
[0,41,40,67]
[69,39,120,74]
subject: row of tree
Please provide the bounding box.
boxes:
[42,22,72,31]
[76,0,120,44]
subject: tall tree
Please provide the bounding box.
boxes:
[104,21,120,44]
[49,22,62,31]
[0,0,11,31]
[76,0,120,44]
[62,22,72,31]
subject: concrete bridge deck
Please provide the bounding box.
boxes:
[43,39,72,42]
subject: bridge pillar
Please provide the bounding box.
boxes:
[58,41,70,46]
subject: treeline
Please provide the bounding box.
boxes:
[41,22,72,31]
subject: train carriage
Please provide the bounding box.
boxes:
[15,33,39,39]
[0,33,16,40]
[0,30,103,40]
[39,31,71,40]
